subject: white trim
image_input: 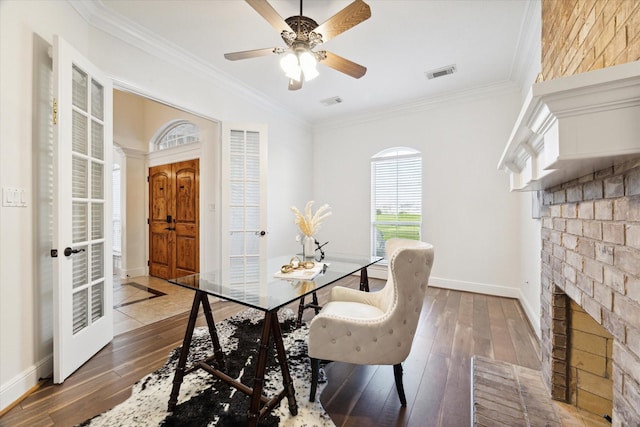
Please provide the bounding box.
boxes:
[121,267,146,279]
[68,0,536,134]
[67,0,308,129]
[0,355,52,412]
[367,265,541,337]
[428,277,521,299]
[146,141,202,167]
[313,81,519,132]
[367,264,387,280]
[114,82,222,126]
[369,266,520,297]
[498,60,640,191]
[518,290,541,339]
[509,0,541,92]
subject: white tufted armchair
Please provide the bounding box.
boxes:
[307,238,434,405]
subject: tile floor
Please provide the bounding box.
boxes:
[113,275,196,335]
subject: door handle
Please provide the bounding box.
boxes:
[64,247,86,257]
[164,227,176,231]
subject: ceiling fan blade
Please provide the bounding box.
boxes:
[313,0,371,43]
[224,47,280,61]
[288,78,302,91]
[245,0,294,35]
[320,51,367,79]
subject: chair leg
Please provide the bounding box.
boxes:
[310,357,319,402]
[393,363,407,406]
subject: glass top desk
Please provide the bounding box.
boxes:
[167,253,383,427]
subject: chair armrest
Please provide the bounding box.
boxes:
[308,301,408,365]
[330,286,378,306]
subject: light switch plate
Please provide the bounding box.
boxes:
[2,187,27,207]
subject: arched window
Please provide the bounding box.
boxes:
[371,147,422,257]
[154,120,199,151]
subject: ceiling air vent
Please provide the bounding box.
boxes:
[320,96,343,106]
[425,64,457,80]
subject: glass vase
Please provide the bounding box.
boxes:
[302,235,315,259]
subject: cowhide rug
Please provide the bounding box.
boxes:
[80,308,334,427]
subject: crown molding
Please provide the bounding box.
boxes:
[118,146,146,159]
[66,0,310,129]
[312,80,520,132]
[509,0,541,94]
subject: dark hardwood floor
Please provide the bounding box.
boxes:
[0,277,540,427]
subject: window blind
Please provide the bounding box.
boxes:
[371,150,422,257]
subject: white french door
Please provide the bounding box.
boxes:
[221,124,267,300]
[52,35,113,383]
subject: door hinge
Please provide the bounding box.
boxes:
[52,98,58,125]
[147,176,149,182]
[147,260,150,266]
[147,218,149,224]
[51,249,58,258]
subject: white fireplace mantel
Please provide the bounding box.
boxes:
[498,60,640,191]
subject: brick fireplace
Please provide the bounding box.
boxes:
[540,160,640,425]
[498,2,640,425]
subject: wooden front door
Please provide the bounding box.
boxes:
[149,159,199,279]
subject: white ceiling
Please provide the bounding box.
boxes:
[89,0,537,125]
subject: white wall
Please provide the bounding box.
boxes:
[313,87,525,297]
[0,0,91,411]
[0,0,312,410]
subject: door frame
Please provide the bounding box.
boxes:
[112,83,222,276]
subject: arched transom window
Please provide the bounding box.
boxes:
[154,120,199,151]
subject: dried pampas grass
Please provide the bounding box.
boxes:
[291,201,331,237]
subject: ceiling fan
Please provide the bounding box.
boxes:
[224,0,371,90]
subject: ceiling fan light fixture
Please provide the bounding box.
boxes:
[299,50,318,81]
[226,0,371,89]
[280,52,302,81]
[280,48,318,82]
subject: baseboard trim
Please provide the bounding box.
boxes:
[364,269,540,337]
[428,276,520,299]
[517,289,541,339]
[0,355,52,413]
[122,267,146,278]
[365,269,520,298]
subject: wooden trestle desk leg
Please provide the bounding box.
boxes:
[296,291,321,327]
[200,293,225,369]
[359,267,370,292]
[271,312,298,416]
[248,311,298,427]
[168,291,222,411]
